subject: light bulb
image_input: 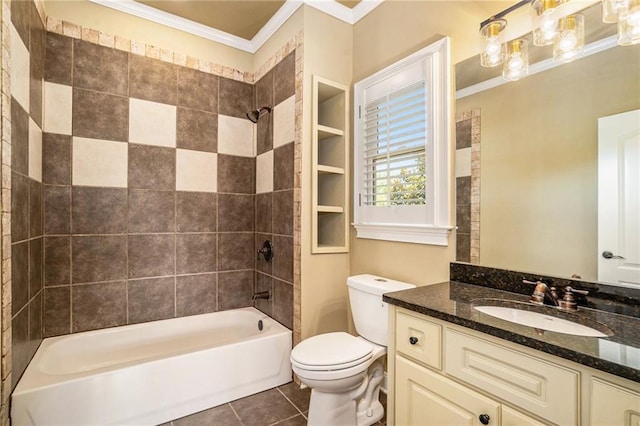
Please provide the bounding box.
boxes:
[558,31,578,51]
[480,19,507,67]
[617,2,640,45]
[503,39,528,82]
[485,38,502,56]
[603,0,630,22]
[508,54,524,70]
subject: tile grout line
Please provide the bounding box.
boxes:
[227,402,245,426]
[276,387,306,417]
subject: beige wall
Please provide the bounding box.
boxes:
[300,6,353,339]
[457,45,640,281]
[43,0,253,73]
[253,6,303,73]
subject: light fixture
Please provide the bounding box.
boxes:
[480,19,507,67]
[553,14,585,63]
[617,0,640,44]
[532,0,564,46]
[602,0,630,22]
[503,39,529,81]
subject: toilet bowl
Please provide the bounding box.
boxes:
[290,275,415,426]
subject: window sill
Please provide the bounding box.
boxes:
[352,223,452,246]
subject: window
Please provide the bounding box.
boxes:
[353,38,452,245]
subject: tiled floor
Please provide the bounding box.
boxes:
[165,382,387,426]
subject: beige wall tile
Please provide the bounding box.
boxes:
[129,98,177,148]
[28,119,42,182]
[273,95,295,149]
[455,147,472,178]
[72,137,128,187]
[10,24,30,112]
[256,150,273,194]
[176,149,217,193]
[217,115,254,158]
[43,82,72,135]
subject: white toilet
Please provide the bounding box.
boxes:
[290,274,415,426]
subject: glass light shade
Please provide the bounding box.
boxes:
[553,14,585,63]
[603,0,630,23]
[480,19,507,67]
[532,0,563,46]
[503,39,529,81]
[618,0,640,45]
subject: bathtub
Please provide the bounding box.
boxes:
[11,307,292,425]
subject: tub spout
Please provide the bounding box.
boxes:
[252,291,271,301]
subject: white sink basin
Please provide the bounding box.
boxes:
[473,304,613,337]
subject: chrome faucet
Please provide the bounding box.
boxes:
[523,279,588,312]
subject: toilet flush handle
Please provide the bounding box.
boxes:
[409,336,418,345]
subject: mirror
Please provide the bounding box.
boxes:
[454,3,640,285]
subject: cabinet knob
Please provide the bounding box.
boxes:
[478,414,490,425]
[409,336,418,345]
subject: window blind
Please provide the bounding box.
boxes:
[362,81,427,206]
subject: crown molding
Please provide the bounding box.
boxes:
[89,0,383,54]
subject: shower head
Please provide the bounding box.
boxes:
[246,106,272,123]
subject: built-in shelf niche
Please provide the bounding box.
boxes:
[312,76,349,254]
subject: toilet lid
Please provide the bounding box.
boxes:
[291,332,373,370]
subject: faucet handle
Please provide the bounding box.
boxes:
[564,286,588,296]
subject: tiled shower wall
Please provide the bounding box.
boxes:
[40,30,297,339]
[8,0,45,390]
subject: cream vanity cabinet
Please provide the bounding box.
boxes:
[388,307,640,426]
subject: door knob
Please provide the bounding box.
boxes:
[409,336,418,345]
[602,251,625,260]
[478,414,490,425]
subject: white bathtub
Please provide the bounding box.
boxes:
[11,307,292,425]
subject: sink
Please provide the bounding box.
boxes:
[472,299,614,337]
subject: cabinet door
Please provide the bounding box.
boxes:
[502,406,545,426]
[591,378,640,426]
[396,355,499,426]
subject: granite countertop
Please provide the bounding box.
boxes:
[384,280,640,382]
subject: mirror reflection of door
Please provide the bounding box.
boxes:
[598,109,640,287]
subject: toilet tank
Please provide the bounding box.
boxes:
[347,275,416,346]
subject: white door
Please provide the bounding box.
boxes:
[598,109,640,287]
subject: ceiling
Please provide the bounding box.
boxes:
[136,0,363,40]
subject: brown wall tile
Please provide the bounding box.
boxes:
[176,192,216,232]
[255,193,272,234]
[43,133,71,185]
[219,77,254,119]
[273,142,294,191]
[274,53,295,105]
[72,187,127,234]
[11,0,31,47]
[12,242,29,315]
[72,88,129,141]
[456,176,471,205]
[29,292,43,353]
[128,234,174,278]
[273,190,293,236]
[45,32,73,85]
[29,7,45,128]
[218,270,253,310]
[73,39,128,96]
[254,272,272,316]
[456,119,472,149]
[217,155,255,194]
[272,235,293,283]
[456,204,471,234]
[29,238,43,297]
[256,70,274,109]
[44,236,70,286]
[44,185,70,235]
[128,144,176,190]
[12,172,29,242]
[29,180,43,237]
[218,232,254,271]
[176,273,216,317]
[72,235,127,283]
[218,194,254,232]
[273,279,293,329]
[130,55,178,105]
[43,286,70,337]
[72,281,127,332]
[176,108,217,153]
[256,114,273,156]
[11,307,29,389]
[128,277,175,324]
[176,233,216,274]
[456,233,471,263]
[11,98,29,176]
[177,68,218,113]
[255,233,272,275]
[129,190,175,233]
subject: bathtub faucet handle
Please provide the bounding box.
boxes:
[257,240,273,262]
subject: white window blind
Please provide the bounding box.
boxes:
[362,81,427,207]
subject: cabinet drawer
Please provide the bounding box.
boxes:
[445,329,579,426]
[590,378,640,426]
[396,355,500,426]
[396,311,442,370]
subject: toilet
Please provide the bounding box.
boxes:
[290,274,415,426]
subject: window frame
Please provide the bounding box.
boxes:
[353,37,452,246]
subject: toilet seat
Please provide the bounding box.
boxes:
[291,332,373,371]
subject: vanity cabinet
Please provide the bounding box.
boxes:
[389,307,640,426]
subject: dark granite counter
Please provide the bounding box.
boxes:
[384,280,640,383]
